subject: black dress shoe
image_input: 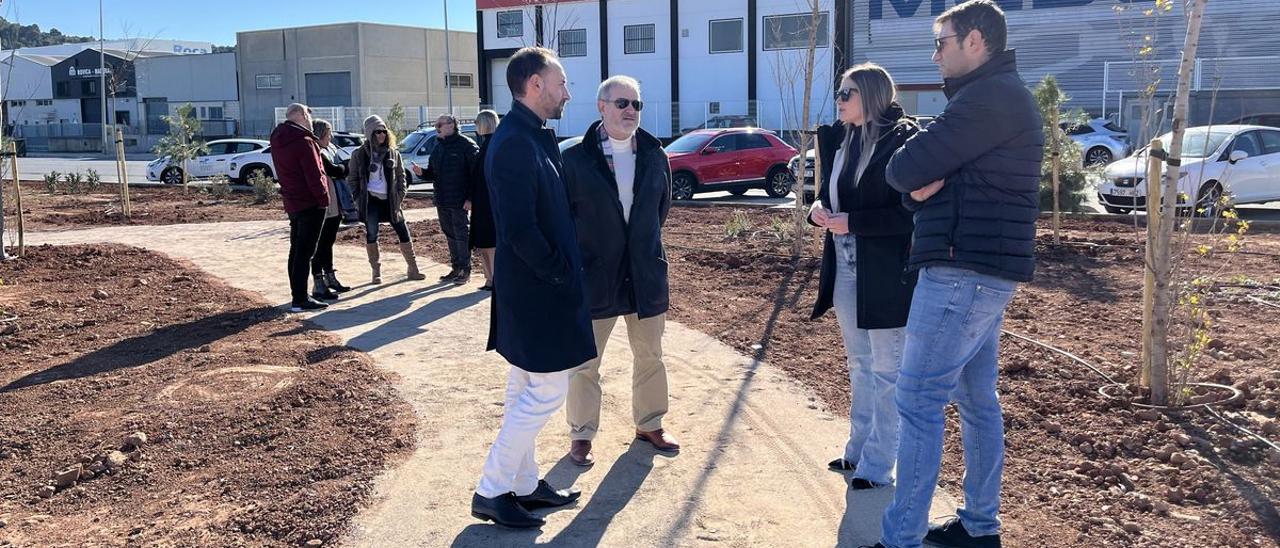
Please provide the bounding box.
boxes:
[515,479,581,510]
[828,457,856,471]
[849,477,887,490]
[470,492,545,529]
[925,517,1001,548]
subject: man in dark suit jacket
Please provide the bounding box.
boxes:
[560,75,678,467]
[470,47,596,530]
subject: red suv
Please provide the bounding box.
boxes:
[664,128,798,200]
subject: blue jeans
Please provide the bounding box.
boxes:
[831,234,904,486]
[881,266,1016,548]
[364,195,412,245]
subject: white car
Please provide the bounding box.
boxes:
[227,143,356,183]
[1097,125,1280,216]
[1067,118,1132,166]
[400,124,479,185]
[146,138,268,184]
[227,146,277,183]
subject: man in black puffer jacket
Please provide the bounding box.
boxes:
[415,114,480,284]
[875,2,1044,548]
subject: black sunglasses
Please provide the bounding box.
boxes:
[612,98,644,111]
[434,121,454,128]
[835,88,860,102]
[934,34,958,52]
[373,129,388,135]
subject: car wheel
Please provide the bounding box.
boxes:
[672,172,697,200]
[764,167,794,198]
[1194,182,1226,218]
[728,188,748,196]
[161,167,183,185]
[1103,205,1132,215]
[248,166,273,181]
[1085,146,1114,167]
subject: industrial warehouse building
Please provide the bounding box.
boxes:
[475,0,1280,140]
[236,22,479,136]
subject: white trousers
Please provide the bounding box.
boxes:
[475,366,571,498]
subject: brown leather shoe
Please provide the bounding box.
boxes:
[569,440,594,467]
[635,428,680,454]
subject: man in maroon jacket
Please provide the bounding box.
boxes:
[271,103,332,312]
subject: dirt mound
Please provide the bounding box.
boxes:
[0,244,415,547]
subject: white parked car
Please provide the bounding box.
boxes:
[146,139,268,184]
[226,146,277,183]
[399,124,479,185]
[227,140,357,183]
[1067,118,1131,166]
[1097,125,1280,216]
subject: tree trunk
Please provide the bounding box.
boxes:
[1140,138,1164,390]
[10,145,21,257]
[790,0,820,258]
[1149,0,1208,406]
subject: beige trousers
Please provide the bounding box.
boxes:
[566,313,669,441]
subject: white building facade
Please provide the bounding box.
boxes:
[479,0,1280,142]
[477,0,839,139]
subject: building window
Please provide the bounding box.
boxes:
[208,106,224,119]
[709,18,744,54]
[446,73,474,88]
[497,10,523,38]
[255,73,283,90]
[624,24,656,54]
[81,80,97,95]
[37,99,53,106]
[9,100,25,107]
[558,29,588,57]
[763,12,830,51]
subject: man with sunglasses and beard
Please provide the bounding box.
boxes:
[414,113,480,285]
[560,75,677,467]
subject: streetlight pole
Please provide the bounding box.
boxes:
[443,0,454,115]
[100,0,109,154]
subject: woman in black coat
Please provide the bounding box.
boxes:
[807,63,919,490]
[310,119,351,298]
[470,109,499,291]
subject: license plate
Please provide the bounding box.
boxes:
[1111,188,1137,197]
[804,169,814,178]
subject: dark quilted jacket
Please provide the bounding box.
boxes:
[885,50,1044,283]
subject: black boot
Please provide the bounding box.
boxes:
[924,517,1002,548]
[312,274,339,301]
[324,269,351,293]
[470,492,544,528]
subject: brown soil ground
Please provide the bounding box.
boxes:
[369,209,1280,547]
[0,244,415,547]
[2,185,433,231]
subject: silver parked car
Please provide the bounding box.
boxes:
[1067,118,1132,166]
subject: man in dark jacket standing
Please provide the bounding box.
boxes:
[471,47,595,529]
[413,113,479,284]
[873,2,1043,548]
[270,103,332,313]
[560,76,677,467]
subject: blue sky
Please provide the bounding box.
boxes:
[3,0,477,47]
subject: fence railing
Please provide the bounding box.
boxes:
[266,100,837,141]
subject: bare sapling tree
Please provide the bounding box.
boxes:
[1146,0,1209,406]
[767,0,827,258]
[152,104,207,195]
